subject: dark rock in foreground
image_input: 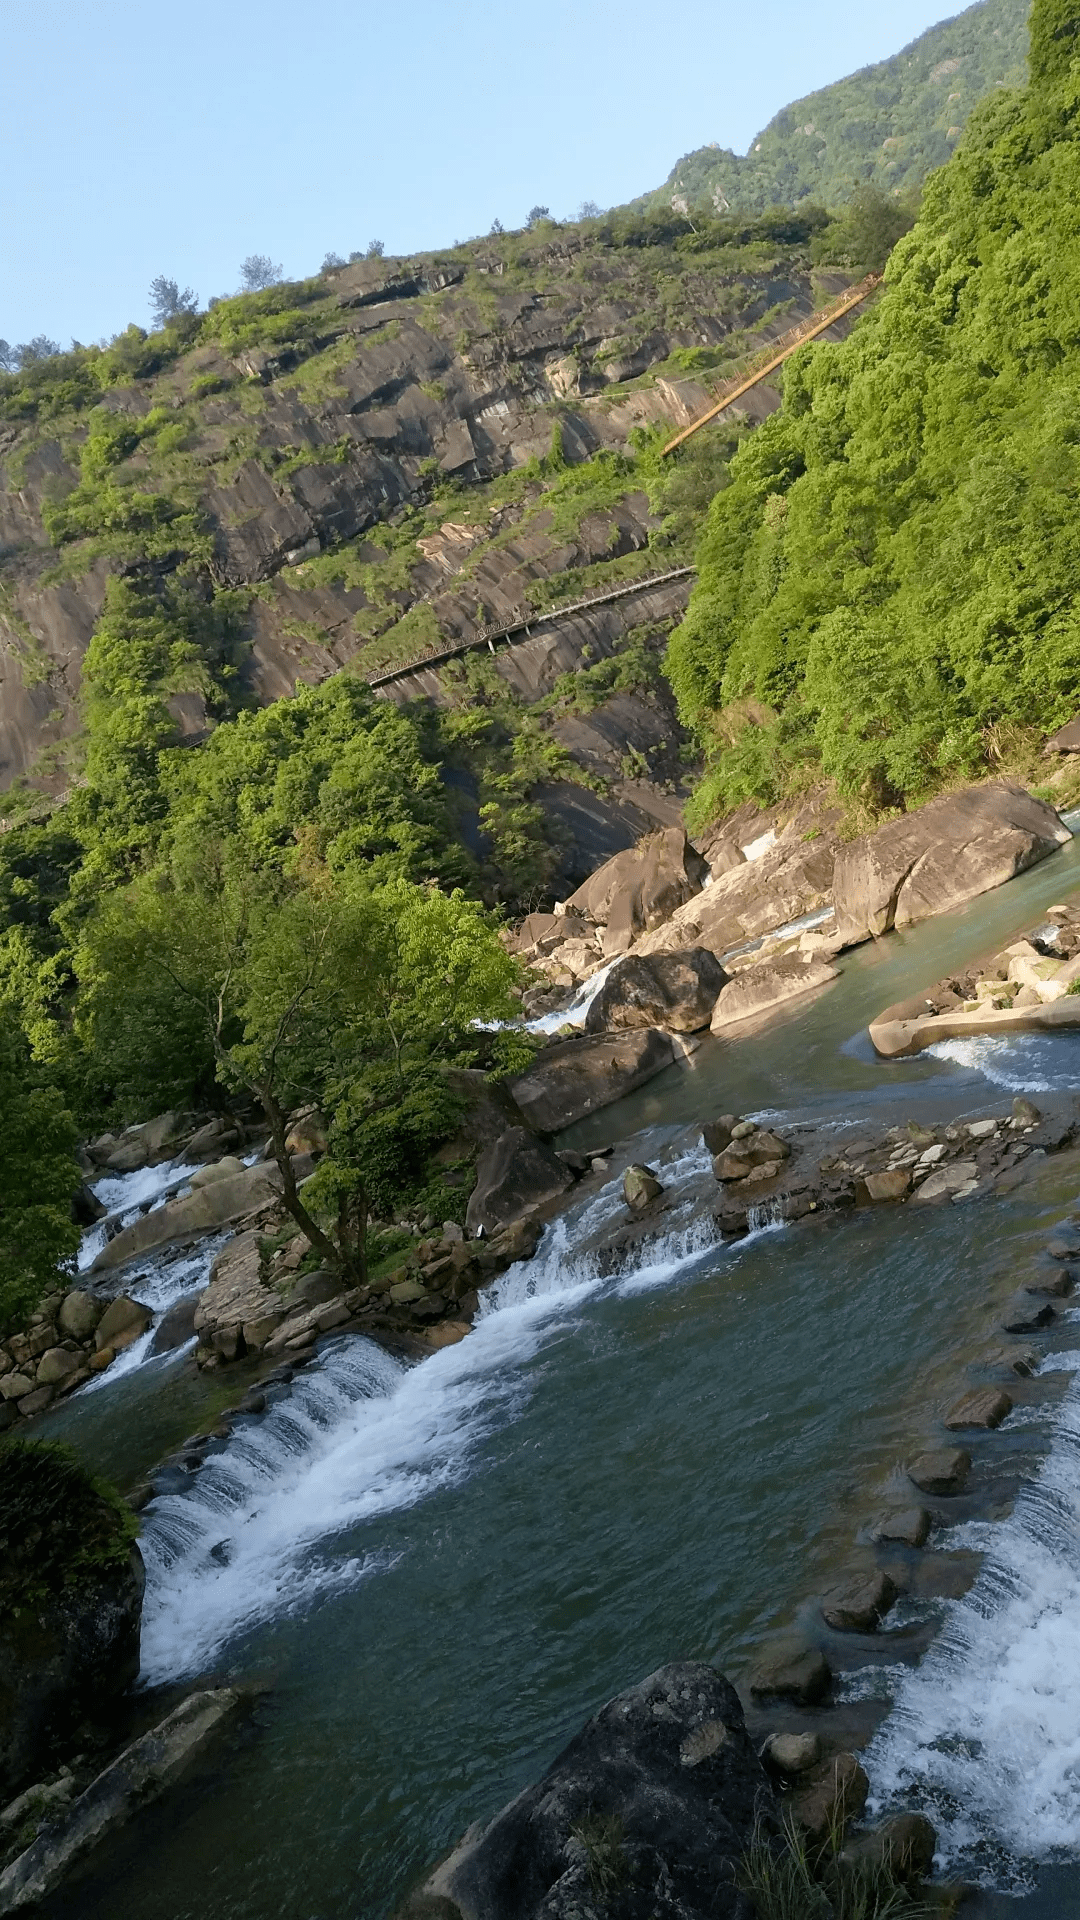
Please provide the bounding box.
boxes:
[0,1444,144,1800]
[406,1662,771,1920]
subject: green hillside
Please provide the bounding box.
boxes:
[648,0,1029,216]
[666,0,1080,822]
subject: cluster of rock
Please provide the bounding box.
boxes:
[513,784,1071,1093]
[191,1214,547,1372]
[871,899,1080,1056]
[0,1291,150,1425]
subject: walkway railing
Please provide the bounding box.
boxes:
[660,272,882,455]
[367,565,695,690]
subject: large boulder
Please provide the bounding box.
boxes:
[833,782,1071,946]
[0,1443,144,1799]
[466,1128,575,1236]
[710,953,839,1032]
[508,1030,676,1133]
[585,949,728,1035]
[633,836,836,961]
[193,1231,283,1359]
[90,1163,280,1271]
[563,829,706,957]
[414,1663,771,1920]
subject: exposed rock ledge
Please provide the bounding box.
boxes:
[869,896,1080,1057]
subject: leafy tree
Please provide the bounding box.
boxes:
[16,335,60,364]
[77,854,522,1279]
[810,186,917,272]
[148,276,199,327]
[239,254,283,292]
[0,1006,81,1332]
[0,341,16,372]
[321,252,345,271]
[526,205,551,227]
[666,0,1080,821]
[489,218,505,235]
[365,240,385,260]
[578,200,602,220]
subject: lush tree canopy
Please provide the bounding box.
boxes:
[667,0,1080,822]
[0,1008,80,1332]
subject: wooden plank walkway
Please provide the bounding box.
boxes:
[367,565,695,691]
[661,272,882,455]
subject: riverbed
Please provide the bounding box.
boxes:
[41,831,1080,1919]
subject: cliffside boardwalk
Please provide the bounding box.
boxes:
[660,272,882,455]
[367,566,695,692]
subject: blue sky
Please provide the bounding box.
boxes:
[3,0,965,349]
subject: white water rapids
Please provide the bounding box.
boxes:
[136,1145,785,1685]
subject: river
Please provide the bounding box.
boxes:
[38,830,1080,1919]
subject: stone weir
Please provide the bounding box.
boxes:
[581,1094,1073,1272]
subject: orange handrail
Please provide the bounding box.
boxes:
[661,273,882,455]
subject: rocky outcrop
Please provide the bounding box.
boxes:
[869,898,1080,1056]
[564,828,707,957]
[0,1689,240,1912]
[710,952,839,1031]
[833,782,1071,947]
[410,1663,771,1920]
[90,1162,281,1271]
[0,1444,144,1800]
[585,949,727,1034]
[465,1128,575,1235]
[508,1029,676,1132]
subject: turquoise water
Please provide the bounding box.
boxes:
[43,838,1080,1918]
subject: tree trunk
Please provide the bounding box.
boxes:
[261,1089,354,1281]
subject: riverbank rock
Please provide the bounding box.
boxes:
[0,1443,144,1800]
[93,1297,150,1353]
[841,1813,937,1882]
[907,1448,971,1496]
[834,782,1071,948]
[90,1162,281,1271]
[563,828,707,958]
[0,1688,241,1912]
[465,1128,574,1236]
[709,953,839,1032]
[944,1387,1013,1430]
[507,1029,675,1133]
[821,1570,896,1633]
[748,1643,831,1706]
[624,1164,663,1210]
[584,949,728,1034]
[414,1663,770,1920]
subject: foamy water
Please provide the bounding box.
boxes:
[928,1031,1080,1095]
[137,1151,782,1683]
[867,1382,1080,1882]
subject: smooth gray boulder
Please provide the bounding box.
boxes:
[413,1663,769,1920]
[91,1164,280,1271]
[710,953,839,1032]
[466,1128,574,1236]
[585,949,728,1034]
[834,782,1071,947]
[563,828,706,957]
[508,1029,676,1133]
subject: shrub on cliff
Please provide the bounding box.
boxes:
[667,0,1080,822]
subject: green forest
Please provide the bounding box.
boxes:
[4,0,1080,1335]
[667,0,1080,822]
[651,0,1028,215]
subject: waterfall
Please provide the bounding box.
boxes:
[136,1145,771,1685]
[866,1366,1080,1882]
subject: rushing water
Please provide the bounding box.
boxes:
[43,833,1080,1919]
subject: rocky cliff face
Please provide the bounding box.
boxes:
[0,222,861,844]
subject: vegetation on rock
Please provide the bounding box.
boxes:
[650,0,1028,217]
[667,0,1080,823]
[0,1441,137,1610]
